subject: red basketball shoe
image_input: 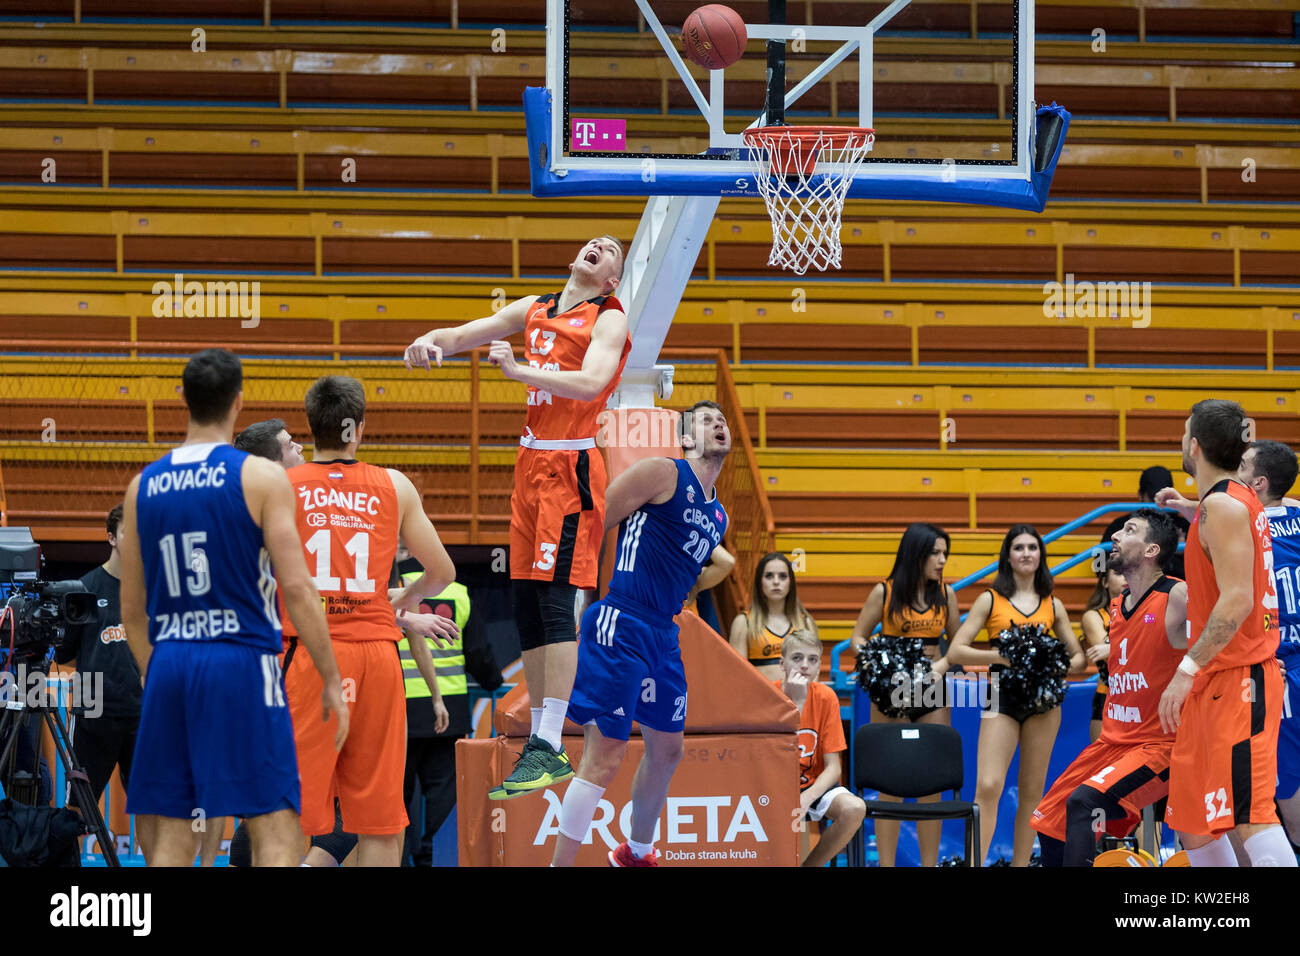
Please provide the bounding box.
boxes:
[608,842,660,867]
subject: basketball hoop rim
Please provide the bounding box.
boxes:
[741,125,876,150]
[741,125,875,177]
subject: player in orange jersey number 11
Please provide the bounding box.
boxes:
[404,237,632,796]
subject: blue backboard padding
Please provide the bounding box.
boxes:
[525,86,1070,213]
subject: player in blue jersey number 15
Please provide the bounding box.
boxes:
[551,401,732,867]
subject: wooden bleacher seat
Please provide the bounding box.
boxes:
[1,39,1297,120]
[14,1,1299,42]
[1,205,1297,288]
[5,119,1299,202]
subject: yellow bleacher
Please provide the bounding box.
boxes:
[0,201,1297,285]
[1,7,1296,656]
[7,120,1300,201]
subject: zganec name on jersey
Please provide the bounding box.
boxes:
[145,461,227,496]
[298,484,379,530]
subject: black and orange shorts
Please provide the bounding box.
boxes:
[1032,737,1172,843]
[509,445,607,590]
[1164,659,1283,838]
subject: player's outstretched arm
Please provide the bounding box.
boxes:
[390,469,456,609]
[602,456,679,531]
[248,456,349,750]
[403,295,537,370]
[944,590,1007,668]
[487,305,628,402]
[119,474,151,679]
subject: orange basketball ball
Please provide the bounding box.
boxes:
[682,5,748,70]
[1093,848,1155,867]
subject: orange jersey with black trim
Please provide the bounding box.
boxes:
[980,589,1055,643]
[287,459,402,643]
[880,579,948,641]
[1100,578,1182,746]
[747,622,789,664]
[1186,479,1279,674]
[521,293,630,441]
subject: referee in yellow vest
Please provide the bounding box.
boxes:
[398,558,503,866]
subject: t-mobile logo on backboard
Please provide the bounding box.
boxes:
[571,118,626,151]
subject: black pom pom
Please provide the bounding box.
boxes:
[855,636,935,720]
[990,623,1070,717]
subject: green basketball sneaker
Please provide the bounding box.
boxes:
[487,734,574,800]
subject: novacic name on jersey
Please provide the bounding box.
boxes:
[144,461,227,496]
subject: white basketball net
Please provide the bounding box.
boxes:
[742,127,875,275]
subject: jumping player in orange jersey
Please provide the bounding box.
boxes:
[283,376,458,867]
[404,236,631,796]
[1153,399,1297,867]
[1031,509,1187,866]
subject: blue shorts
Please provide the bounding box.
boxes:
[127,640,300,820]
[1278,652,1300,800]
[567,597,687,742]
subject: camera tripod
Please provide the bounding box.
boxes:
[0,667,121,867]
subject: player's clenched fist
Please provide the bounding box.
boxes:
[404,335,443,370]
[487,340,520,378]
[1154,486,1197,521]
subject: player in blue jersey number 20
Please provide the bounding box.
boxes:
[550,401,732,867]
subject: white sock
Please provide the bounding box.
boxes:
[557,777,605,842]
[628,838,654,860]
[1243,827,1299,867]
[538,697,568,751]
[1185,835,1238,867]
[530,706,543,738]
